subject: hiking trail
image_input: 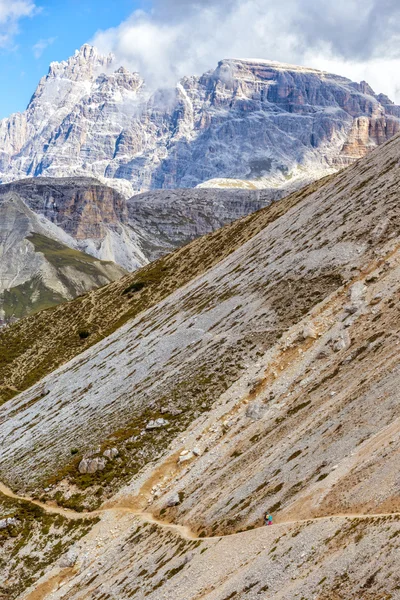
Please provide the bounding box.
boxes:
[1,480,399,542]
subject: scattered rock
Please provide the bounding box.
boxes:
[78,457,106,474]
[343,304,359,316]
[0,517,18,529]
[60,549,78,568]
[166,493,181,507]
[366,273,379,283]
[246,402,266,420]
[370,294,382,306]
[331,330,351,353]
[178,452,194,464]
[192,447,202,456]
[103,447,119,460]
[146,418,169,430]
[349,282,367,303]
[183,552,193,565]
[316,348,332,360]
[302,323,318,340]
[371,218,390,242]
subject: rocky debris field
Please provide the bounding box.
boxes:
[1,132,400,597]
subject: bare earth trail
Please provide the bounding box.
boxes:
[1,480,399,542]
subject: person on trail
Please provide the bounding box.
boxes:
[264,513,273,526]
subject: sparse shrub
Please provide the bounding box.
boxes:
[287,449,302,462]
[78,330,90,339]
[122,281,146,296]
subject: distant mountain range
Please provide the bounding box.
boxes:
[0,44,399,196]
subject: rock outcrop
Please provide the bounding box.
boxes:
[0,46,399,193]
[0,189,125,322]
[0,177,149,271]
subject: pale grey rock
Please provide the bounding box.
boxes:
[331,330,351,353]
[350,282,367,303]
[0,517,18,529]
[78,457,106,474]
[302,323,318,340]
[166,493,181,507]
[78,459,89,474]
[192,447,202,456]
[246,402,266,421]
[146,418,169,430]
[178,452,194,464]
[103,448,119,459]
[59,548,78,568]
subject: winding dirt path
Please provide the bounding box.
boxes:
[1,480,400,542]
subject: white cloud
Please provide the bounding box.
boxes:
[0,0,37,47]
[33,36,56,58]
[91,0,400,101]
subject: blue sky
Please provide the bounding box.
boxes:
[0,1,146,118]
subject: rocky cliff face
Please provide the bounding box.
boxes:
[0,190,126,322]
[0,46,399,193]
[0,178,150,271]
[126,187,286,261]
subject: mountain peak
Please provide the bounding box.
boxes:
[47,44,113,82]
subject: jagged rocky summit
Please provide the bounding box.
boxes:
[0,45,399,194]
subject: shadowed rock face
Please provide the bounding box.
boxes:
[126,187,287,261]
[0,47,399,193]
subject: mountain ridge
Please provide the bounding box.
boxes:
[0,45,399,195]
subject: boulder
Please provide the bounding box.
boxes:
[146,418,169,430]
[302,323,318,340]
[166,493,181,507]
[246,402,266,420]
[78,457,106,474]
[103,447,119,460]
[178,452,194,464]
[60,548,78,568]
[0,517,18,529]
[349,282,367,302]
[331,330,351,353]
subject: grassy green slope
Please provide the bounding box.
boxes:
[2,233,125,321]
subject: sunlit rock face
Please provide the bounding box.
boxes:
[0,177,149,271]
[0,46,399,194]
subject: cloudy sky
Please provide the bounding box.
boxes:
[1,0,400,118]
